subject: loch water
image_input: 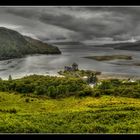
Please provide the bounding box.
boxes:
[0,44,140,79]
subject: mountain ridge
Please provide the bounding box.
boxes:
[94,40,140,51]
[0,27,61,60]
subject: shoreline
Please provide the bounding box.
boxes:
[0,73,64,80]
[98,73,140,80]
[2,72,140,80]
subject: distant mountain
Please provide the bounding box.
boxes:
[51,41,83,45]
[114,41,140,51]
[95,41,140,51]
[0,27,61,60]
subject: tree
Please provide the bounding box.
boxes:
[97,81,112,90]
[57,85,67,95]
[78,87,93,97]
[34,85,46,95]
[88,73,98,84]
[8,75,12,81]
[110,79,121,86]
[47,86,57,98]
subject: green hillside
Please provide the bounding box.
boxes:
[0,27,61,60]
[24,36,61,54]
[0,75,139,133]
[0,92,140,133]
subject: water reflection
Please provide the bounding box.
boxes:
[0,44,140,79]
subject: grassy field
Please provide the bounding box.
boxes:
[1,92,140,133]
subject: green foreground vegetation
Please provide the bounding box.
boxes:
[0,75,140,133]
[1,92,140,133]
[84,55,132,61]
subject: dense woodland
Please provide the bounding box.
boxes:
[0,75,140,99]
[0,75,90,98]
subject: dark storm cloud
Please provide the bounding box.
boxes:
[39,13,105,38]
[1,6,140,41]
[39,8,133,39]
[6,8,36,18]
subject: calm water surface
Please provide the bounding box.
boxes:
[0,44,140,79]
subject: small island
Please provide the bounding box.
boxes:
[58,63,101,77]
[84,55,132,61]
[58,63,101,87]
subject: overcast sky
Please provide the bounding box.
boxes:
[0,6,140,42]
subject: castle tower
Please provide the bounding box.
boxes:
[72,62,78,71]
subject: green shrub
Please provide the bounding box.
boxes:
[88,125,109,133]
[47,86,57,98]
[77,91,86,97]
[34,85,47,95]
[93,92,101,97]
[25,98,30,103]
[110,79,121,86]
[104,89,116,95]
[97,81,112,90]
[9,108,17,114]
